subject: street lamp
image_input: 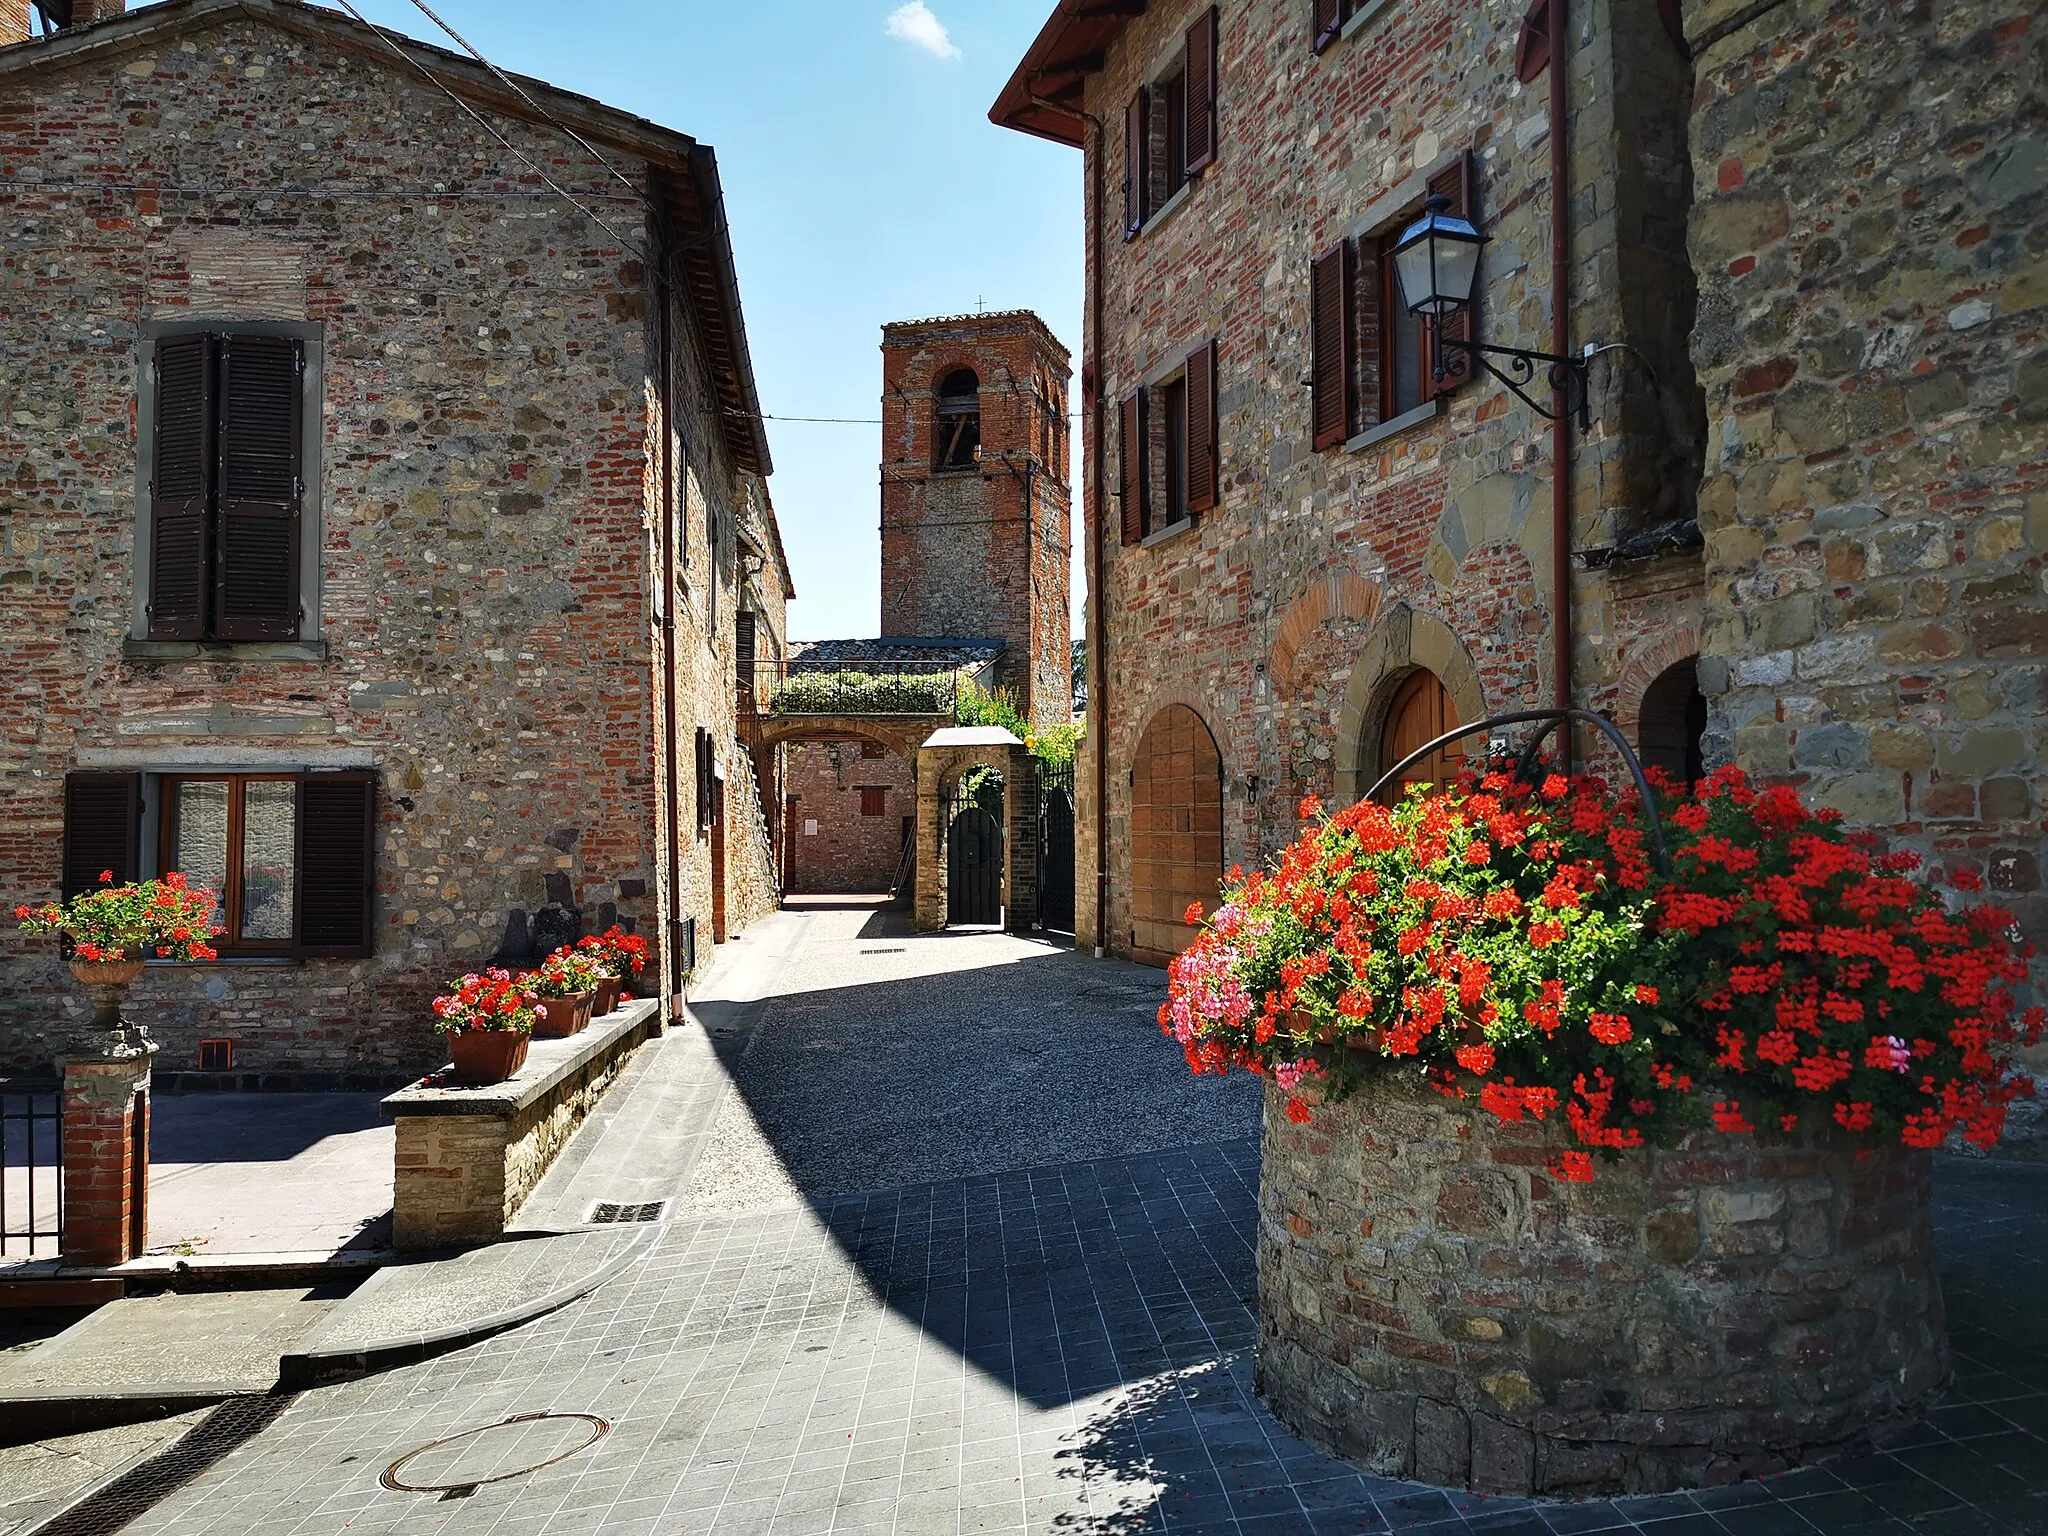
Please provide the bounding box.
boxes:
[1389,193,1591,428]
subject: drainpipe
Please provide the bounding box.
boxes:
[654,217,685,1017]
[1030,86,1108,958]
[1549,0,1574,771]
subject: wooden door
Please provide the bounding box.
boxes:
[1381,670,1461,797]
[1130,704,1223,965]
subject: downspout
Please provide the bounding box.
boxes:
[1030,86,1108,958]
[1548,0,1574,771]
[654,220,685,1017]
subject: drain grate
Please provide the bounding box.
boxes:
[39,1393,298,1536]
[859,947,906,955]
[587,1200,665,1225]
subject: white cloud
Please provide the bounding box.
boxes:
[886,1,960,60]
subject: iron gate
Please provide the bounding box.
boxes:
[1036,758,1076,933]
[1,1074,62,1257]
[944,774,1003,925]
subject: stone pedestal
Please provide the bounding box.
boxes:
[59,1028,157,1269]
[1256,1076,1948,1496]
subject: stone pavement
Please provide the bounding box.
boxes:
[52,902,2048,1536]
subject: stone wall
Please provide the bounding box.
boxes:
[1068,0,1706,966]
[785,741,913,894]
[1258,1077,1947,1496]
[0,12,777,1073]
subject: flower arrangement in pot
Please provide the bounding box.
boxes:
[431,968,538,1084]
[522,946,603,1038]
[574,926,649,1016]
[16,871,222,1039]
[1164,763,2041,1180]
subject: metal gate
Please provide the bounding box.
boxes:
[1036,758,1076,933]
[946,804,1003,925]
[1,1074,62,1258]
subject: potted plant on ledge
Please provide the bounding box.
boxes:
[1164,760,2041,1495]
[575,926,649,1016]
[523,947,602,1038]
[432,968,537,1084]
[16,871,222,1044]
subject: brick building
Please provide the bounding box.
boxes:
[777,313,1072,897]
[0,0,788,1077]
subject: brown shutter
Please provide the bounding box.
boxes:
[1428,152,1476,393]
[1312,0,1344,54]
[1123,89,1147,237]
[294,771,375,958]
[695,728,712,833]
[62,772,141,900]
[147,334,213,640]
[1357,238,1385,427]
[1185,340,1218,513]
[735,610,756,704]
[214,334,303,641]
[1184,7,1218,175]
[1311,243,1355,450]
[1119,388,1148,545]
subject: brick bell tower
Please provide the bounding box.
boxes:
[879,312,1072,726]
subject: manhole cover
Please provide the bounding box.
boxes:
[588,1200,665,1225]
[382,1413,608,1497]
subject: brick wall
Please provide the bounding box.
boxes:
[785,741,913,894]
[0,13,779,1072]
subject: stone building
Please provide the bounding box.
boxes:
[995,0,1706,966]
[775,312,1072,899]
[0,0,788,1078]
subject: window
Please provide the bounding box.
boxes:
[694,728,715,835]
[197,1039,234,1072]
[60,769,375,958]
[860,740,887,760]
[735,610,757,706]
[859,787,887,817]
[1311,153,1476,450]
[1124,7,1218,237]
[1119,339,1217,546]
[1312,0,1379,52]
[934,369,981,470]
[143,331,308,642]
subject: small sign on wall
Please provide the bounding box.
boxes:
[803,819,819,836]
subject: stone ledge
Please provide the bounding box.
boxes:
[381,999,659,1121]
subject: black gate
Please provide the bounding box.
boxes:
[1037,758,1076,934]
[1,1074,62,1258]
[946,806,1003,925]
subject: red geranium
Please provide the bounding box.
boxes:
[431,968,538,1035]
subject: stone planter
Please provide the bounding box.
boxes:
[68,958,148,1046]
[446,1028,530,1085]
[532,993,594,1039]
[592,975,623,1017]
[1256,1075,1947,1497]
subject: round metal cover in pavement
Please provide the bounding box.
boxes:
[382,1413,609,1495]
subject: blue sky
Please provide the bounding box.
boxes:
[338,0,1085,642]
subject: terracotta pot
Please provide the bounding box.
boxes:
[447,1028,529,1085]
[1293,1010,1384,1053]
[592,975,622,1017]
[532,993,594,1038]
[69,959,145,987]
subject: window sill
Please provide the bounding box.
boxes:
[145,956,301,967]
[1140,516,1195,549]
[1130,180,1195,242]
[1339,0,1400,47]
[125,639,327,663]
[1344,397,1444,454]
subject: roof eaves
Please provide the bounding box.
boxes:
[989,0,1145,148]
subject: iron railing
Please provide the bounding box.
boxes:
[747,659,968,718]
[0,1074,62,1258]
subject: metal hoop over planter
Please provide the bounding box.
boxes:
[1360,707,1671,877]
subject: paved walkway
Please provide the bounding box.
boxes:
[69,902,2048,1536]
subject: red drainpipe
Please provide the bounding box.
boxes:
[1549,0,1574,770]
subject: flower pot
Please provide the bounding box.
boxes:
[532,993,594,1038]
[1293,1011,1383,1052]
[592,975,622,1017]
[69,960,145,987]
[447,1028,529,1085]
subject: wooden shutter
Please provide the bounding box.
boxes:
[1310,243,1355,450]
[735,610,756,702]
[1123,89,1147,237]
[1428,153,1476,393]
[62,772,141,900]
[295,771,375,958]
[1185,340,1218,513]
[1312,0,1344,54]
[1184,7,1218,175]
[147,334,213,640]
[695,728,712,833]
[1119,389,1148,545]
[214,334,303,641]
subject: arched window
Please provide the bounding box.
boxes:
[934,368,981,470]
[1638,657,1706,790]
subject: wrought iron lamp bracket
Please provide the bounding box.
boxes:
[1436,338,1591,431]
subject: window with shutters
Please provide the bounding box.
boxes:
[735,609,757,706]
[859,787,887,817]
[60,768,375,959]
[135,323,320,647]
[1312,0,1397,54]
[1124,338,1218,545]
[1124,7,1219,240]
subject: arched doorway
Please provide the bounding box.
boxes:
[1130,704,1223,965]
[1380,668,1461,797]
[945,766,1004,925]
[1638,656,1706,789]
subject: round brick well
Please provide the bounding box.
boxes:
[1255,1076,1948,1497]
